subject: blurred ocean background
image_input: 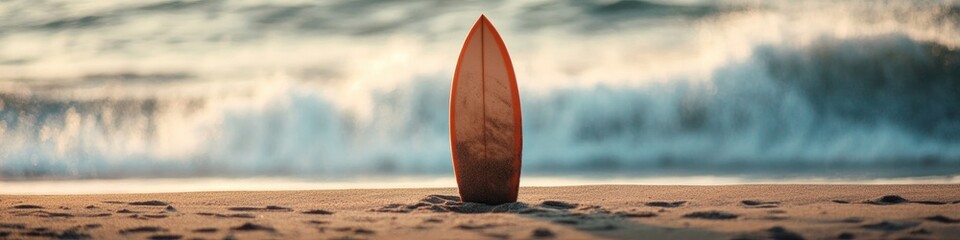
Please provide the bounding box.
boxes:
[2,0,960,188]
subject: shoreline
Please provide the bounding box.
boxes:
[2,185,959,239]
[2,175,960,195]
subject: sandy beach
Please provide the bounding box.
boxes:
[1,185,958,239]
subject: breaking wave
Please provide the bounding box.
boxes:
[1,0,959,179]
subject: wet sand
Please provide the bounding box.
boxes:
[1,185,959,239]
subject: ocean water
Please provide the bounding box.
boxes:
[1,0,959,182]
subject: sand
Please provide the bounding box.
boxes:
[1,185,959,239]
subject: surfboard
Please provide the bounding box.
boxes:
[449,15,523,205]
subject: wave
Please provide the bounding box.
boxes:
[1,0,960,179]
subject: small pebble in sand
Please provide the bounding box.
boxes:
[164,206,176,212]
[532,228,555,238]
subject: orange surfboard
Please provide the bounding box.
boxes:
[449,15,523,204]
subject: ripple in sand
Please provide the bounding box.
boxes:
[540,201,578,209]
[837,232,854,239]
[149,234,182,240]
[913,200,947,205]
[532,228,555,238]
[741,200,779,208]
[228,205,293,212]
[13,204,43,209]
[196,212,256,218]
[12,204,43,209]
[682,211,738,220]
[333,227,375,235]
[614,211,657,218]
[119,226,166,234]
[16,210,74,218]
[231,222,275,232]
[924,215,959,224]
[864,195,908,205]
[306,220,330,225]
[645,201,686,208]
[128,201,169,206]
[85,213,112,217]
[22,228,91,239]
[302,209,334,215]
[455,223,500,230]
[192,228,218,233]
[861,221,919,232]
[0,223,26,229]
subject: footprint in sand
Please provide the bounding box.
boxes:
[644,201,686,208]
